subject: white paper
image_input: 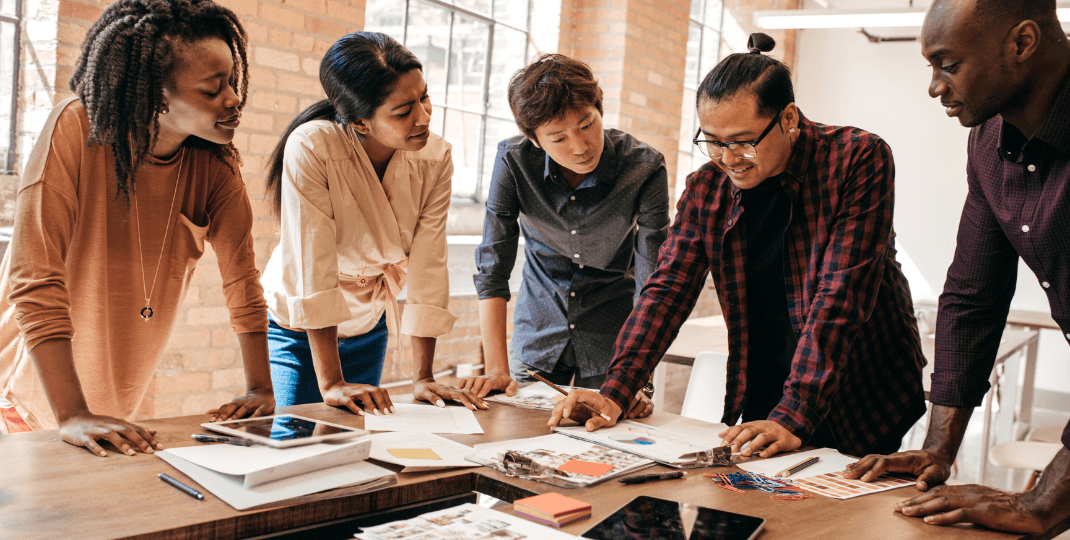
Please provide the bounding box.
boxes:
[164,438,368,476]
[363,403,484,434]
[484,382,576,411]
[467,433,654,487]
[368,432,480,472]
[355,502,579,539]
[157,451,396,511]
[554,420,717,465]
[735,447,856,479]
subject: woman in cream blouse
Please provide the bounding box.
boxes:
[261,32,485,414]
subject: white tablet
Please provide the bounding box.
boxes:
[201,414,367,448]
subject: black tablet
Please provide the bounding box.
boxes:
[581,496,765,540]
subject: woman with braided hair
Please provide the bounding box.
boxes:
[0,0,275,456]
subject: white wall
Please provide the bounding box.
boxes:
[793,10,1070,395]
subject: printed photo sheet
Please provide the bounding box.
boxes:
[553,420,717,466]
[484,382,580,411]
[354,502,579,539]
[467,433,654,487]
[363,403,484,434]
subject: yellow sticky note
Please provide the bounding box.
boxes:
[388,448,442,460]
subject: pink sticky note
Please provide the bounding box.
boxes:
[557,459,615,477]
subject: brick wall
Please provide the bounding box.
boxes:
[6,0,791,419]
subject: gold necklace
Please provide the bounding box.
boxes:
[132,169,182,322]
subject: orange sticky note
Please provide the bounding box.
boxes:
[557,459,614,476]
[387,448,442,460]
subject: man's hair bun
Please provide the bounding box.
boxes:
[747,32,776,54]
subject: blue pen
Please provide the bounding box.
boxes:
[158,473,204,500]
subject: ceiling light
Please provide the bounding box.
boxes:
[755,6,1070,30]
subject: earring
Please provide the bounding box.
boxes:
[789,128,796,133]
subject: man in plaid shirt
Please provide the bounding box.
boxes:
[550,34,927,460]
[845,0,1070,534]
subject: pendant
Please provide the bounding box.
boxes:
[141,306,154,321]
[356,274,369,287]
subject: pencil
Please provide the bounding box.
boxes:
[526,369,614,422]
[776,456,820,478]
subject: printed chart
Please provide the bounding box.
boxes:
[792,471,914,500]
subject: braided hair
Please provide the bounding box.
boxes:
[69,0,249,203]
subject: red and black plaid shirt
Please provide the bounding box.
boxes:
[601,115,927,456]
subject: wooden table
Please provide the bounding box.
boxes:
[4,398,1068,540]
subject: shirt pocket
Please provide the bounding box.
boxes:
[169,213,209,279]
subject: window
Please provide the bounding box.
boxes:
[677,0,724,200]
[366,0,533,203]
[0,0,21,173]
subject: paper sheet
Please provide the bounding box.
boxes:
[369,432,481,472]
[355,502,580,539]
[468,433,653,487]
[484,382,576,411]
[157,451,396,511]
[736,447,914,499]
[554,420,718,465]
[363,403,484,434]
[162,439,368,476]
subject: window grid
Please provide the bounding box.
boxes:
[372,0,530,203]
[677,0,725,199]
[1,0,22,174]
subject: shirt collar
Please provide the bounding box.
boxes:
[542,132,619,187]
[999,72,1070,158]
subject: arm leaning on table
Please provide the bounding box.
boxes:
[549,168,712,430]
[403,149,481,410]
[843,152,1070,533]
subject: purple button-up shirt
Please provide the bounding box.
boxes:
[932,79,1070,450]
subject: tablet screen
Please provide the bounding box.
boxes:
[581,496,765,540]
[217,415,354,442]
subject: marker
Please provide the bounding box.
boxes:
[618,471,687,484]
[776,456,820,478]
[526,370,613,422]
[192,433,255,446]
[158,473,204,500]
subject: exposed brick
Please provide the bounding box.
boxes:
[187,306,230,326]
[152,372,211,396]
[211,368,247,390]
[255,46,301,72]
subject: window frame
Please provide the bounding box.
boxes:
[1,0,22,174]
[677,0,725,199]
[388,0,531,204]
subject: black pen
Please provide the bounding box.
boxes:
[618,471,687,484]
[158,473,204,500]
[192,433,255,446]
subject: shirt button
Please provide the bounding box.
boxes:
[1022,225,1030,232]
[1028,164,1037,172]
[727,219,734,226]
[574,253,580,258]
[571,230,577,235]
[569,324,575,329]
[570,292,576,297]
[1065,333,1070,340]
[1043,281,1051,288]
[579,264,584,269]
[570,196,576,201]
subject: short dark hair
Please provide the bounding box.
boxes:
[507,53,604,143]
[265,32,422,218]
[975,0,1057,26]
[697,33,793,120]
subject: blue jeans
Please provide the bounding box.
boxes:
[268,315,388,407]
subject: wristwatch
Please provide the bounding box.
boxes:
[640,381,655,398]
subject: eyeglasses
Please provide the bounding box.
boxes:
[692,109,784,160]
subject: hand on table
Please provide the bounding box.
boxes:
[548,388,622,431]
[58,411,163,457]
[458,373,518,398]
[843,449,951,491]
[318,382,393,416]
[414,378,487,410]
[894,484,1051,534]
[206,388,275,422]
[624,392,654,419]
[718,420,801,458]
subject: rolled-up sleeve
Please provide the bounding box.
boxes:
[474,142,521,301]
[270,129,353,329]
[401,150,457,337]
[8,102,81,349]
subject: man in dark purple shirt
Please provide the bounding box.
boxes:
[844,0,1070,534]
